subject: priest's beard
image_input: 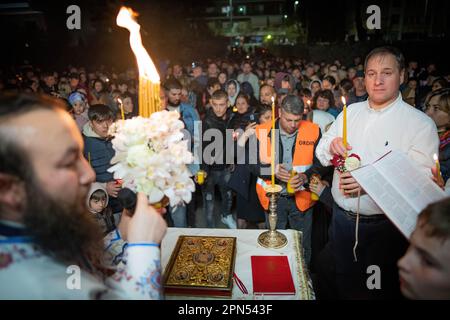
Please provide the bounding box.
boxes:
[22,177,103,267]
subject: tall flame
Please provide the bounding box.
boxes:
[116,7,160,82]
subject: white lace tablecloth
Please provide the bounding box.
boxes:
[161,228,315,300]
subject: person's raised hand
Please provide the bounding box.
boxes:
[106,181,122,197]
[127,192,167,244]
[330,137,352,157]
[288,173,308,191]
[431,167,445,190]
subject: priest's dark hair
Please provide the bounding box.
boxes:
[0,93,64,181]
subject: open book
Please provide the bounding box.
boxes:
[351,150,447,239]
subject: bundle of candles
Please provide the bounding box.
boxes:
[116,7,161,118]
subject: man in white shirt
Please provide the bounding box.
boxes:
[0,94,167,299]
[315,47,439,299]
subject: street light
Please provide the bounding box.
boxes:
[294,1,299,14]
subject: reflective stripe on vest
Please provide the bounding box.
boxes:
[293,165,312,173]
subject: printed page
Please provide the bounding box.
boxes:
[352,151,446,238]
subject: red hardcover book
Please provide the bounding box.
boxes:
[251,256,296,295]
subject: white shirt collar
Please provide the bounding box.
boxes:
[366,93,402,114]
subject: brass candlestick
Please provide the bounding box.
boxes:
[258,184,288,249]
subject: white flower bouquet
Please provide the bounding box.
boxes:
[107,111,195,207]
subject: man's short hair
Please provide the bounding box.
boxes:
[418,198,450,242]
[281,94,304,115]
[88,104,115,122]
[163,78,182,91]
[207,77,220,89]
[339,78,354,92]
[120,92,134,101]
[323,75,336,86]
[0,93,64,180]
[211,89,228,101]
[299,88,312,98]
[364,46,405,72]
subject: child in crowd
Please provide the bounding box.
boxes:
[68,91,89,131]
[397,197,450,299]
[87,183,116,235]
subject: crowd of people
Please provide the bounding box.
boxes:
[0,46,449,300]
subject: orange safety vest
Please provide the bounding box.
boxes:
[255,119,320,212]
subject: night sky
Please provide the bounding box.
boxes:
[1,0,448,70]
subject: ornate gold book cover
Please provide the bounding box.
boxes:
[163,235,237,297]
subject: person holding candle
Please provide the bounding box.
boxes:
[299,88,313,115]
[425,89,450,186]
[315,46,440,299]
[228,93,266,229]
[254,94,322,266]
[119,93,137,119]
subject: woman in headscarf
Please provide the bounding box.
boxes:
[225,79,240,107]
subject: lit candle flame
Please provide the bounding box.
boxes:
[341,96,346,105]
[271,96,275,103]
[116,7,160,82]
[433,153,438,161]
